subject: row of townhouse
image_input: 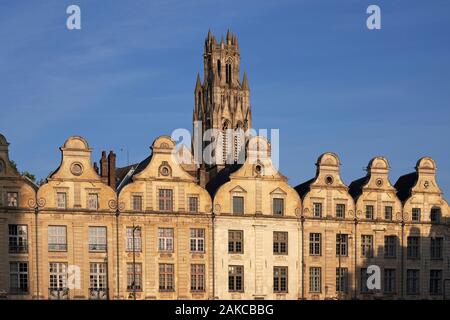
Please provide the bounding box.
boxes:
[0,133,448,300]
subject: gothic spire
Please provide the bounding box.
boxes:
[195,73,202,91]
[242,72,249,91]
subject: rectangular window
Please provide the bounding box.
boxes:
[132,195,142,212]
[57,192,67,209]
[158,228,174,252]
[89,263,107,299]
[309,233,321,256]
[384,236,397,258]
[412,208,421,222]
[273,232,288,255]
[360,268,370,293]
[336,204,345,219]
[49,262,68,299]
[273,267,288,293]
[384,269,396,294]
[9,262,28,295]
[406,269,420,295]
[126,227,142,252]
[48,226,67,251]
[158,189,173,211]
[8,225,28,253]
[365,205,374,220]
[430,270,442,295]
[430,237,443,260]
[190,228,205,252]
[361,235,374,258]
[336,234,348,257]
[188,197,199,213]
[336,267,348,293]
[430,208,441,223]
[228,265,244,292]
[89,227,107,252]
[384,206,393,220]
[190,264,205,292]
[313,203,322,218]
[407,236,420,259]
[159,264,174,291]
[7,192,18,207]
[228,230,243,254]
[127,263,142,291]
[87,193,99,210]
[273,198,284,216]
[232,196,244,215]
[309,267,321,293]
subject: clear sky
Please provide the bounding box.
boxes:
[0,0,449,194]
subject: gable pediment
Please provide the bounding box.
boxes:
[229,185,247,193]
[270,187,287,195]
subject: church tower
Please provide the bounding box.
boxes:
[193,30,252,182]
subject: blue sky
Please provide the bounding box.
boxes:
[0,0,449,194]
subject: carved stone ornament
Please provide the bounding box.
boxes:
[70,162,83,176]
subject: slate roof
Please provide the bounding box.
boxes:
[294,177,315,200]
[348,175,370,201]
[394,172,418,203]
[205,164,242,197]
[115,155,152,192]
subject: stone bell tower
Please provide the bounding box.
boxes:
[193,29,252,184]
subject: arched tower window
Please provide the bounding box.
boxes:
[222,121,230,164]
[226,64,232,84]
[234,122,243,163]
[217,60,221,78]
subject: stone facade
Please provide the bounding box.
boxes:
[116,136,213,300]
[0,31,449,300]
[210,136,302,299]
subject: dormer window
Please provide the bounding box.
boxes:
[273,198,284,216]
[159,189,173,211]
[313,203,322,218]
[430,207,441,224]
[232,196,244,215]
[88,193,99,210]
[7,192,18,207]
[57,193,67,209]
[365,205,374,220]
[336,204,345,219]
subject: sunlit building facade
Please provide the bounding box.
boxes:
[0,31,448,300]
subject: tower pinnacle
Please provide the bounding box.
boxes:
[193,30,252,175]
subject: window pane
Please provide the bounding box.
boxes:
[48,226,67,251]
[233,196,244,215]
[273,198,284,216]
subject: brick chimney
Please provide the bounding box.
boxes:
[100,151,108,184]
[108,151,116,190]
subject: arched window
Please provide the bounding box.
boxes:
[222,121,230,164]
[217,60,221,78]
[226,64,232,84]
[234,122,244,163]
[430,207,441,223]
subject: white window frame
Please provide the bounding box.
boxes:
[190,228,205,252]
[87,193,99,210]
[89,227,107,252]
[48,226,67,252]
[158,228,174,252]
